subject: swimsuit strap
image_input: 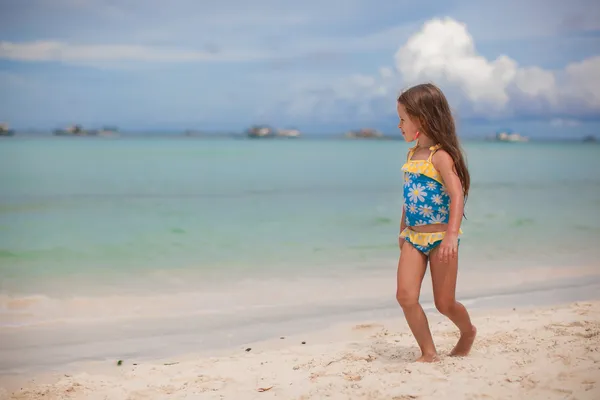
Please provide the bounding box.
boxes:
[427,144,442,162]
[406,145,418,162]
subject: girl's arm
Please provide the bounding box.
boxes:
[400,205,406,232]
[399,155,409,249]
[399,171,407,250]
[400,150,411,234]
[398,205,407,250]
[432,150,464,260]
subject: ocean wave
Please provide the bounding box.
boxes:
[0,292,278,328]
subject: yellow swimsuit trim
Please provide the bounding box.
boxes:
[399,227,463,246]
[401,160,444,185]
[401,143,444,185]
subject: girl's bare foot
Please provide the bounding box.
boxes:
[450,325,477,357]
[416,353,440,363]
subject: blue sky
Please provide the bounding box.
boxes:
[1,0,599,137]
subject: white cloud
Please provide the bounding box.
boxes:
[284,17,600,121]
[394,18,520,112]
[0,21,417,67]
[562,56,600,111]
[0,0,418,63]
[0,41,267,63]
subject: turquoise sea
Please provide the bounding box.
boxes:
[0,137,599,331]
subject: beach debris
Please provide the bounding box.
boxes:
[353,323,383,330]
[117,360,123,366]
[245,347,252,352]
[257,386,273,392]
[280,336,285,339]
[301,341,306,344]
[343,372,362,381]
[65,383,82,393]
[163,362,179,366]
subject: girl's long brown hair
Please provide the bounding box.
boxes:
[397,83,470,200]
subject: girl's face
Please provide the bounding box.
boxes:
[397,103,419,142]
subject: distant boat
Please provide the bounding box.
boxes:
[53,124,119,137]
[276,128,301,138]
[0,122,15,136]
[345,128,383,139]
[246,125,275,138]
[489,129,529,143]
[97,126,119,137]
[583,135,597,143]
[54,124,89,136]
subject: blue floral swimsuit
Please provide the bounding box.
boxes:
[400,143,461,255]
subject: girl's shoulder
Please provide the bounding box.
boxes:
[432,147,451,158]
[431,148,454,169]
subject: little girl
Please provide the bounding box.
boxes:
[396,83,476,362]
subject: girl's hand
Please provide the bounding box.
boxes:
[438,233,458,263]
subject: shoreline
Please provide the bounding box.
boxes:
[2,296,599,399]
[1,266,600,378]
[3,264,599,327]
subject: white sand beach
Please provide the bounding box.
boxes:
[2,300,599,400]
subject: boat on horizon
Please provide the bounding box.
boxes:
[0,123,15,136]
[97,126,119,137]
[488,129,529,142]
[276,128,301,138]
[53,124,119,137]
[345,128,383,139]
[54,124,90,136]
[246,125,276,138]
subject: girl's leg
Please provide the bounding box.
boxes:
[396,241,438,362]
[429,247,476,356]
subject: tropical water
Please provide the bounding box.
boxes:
[1,137,599,330]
